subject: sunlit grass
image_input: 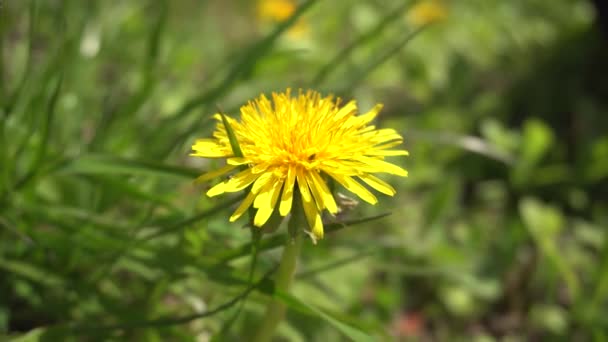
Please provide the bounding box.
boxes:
[1,0,605,340]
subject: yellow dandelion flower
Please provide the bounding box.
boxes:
[407,0,448,26]
[256,0,309,39]
[257,0,296,22]
[191,89,408,241]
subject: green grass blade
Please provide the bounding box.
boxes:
[311,1,413,86]
[271,290,374,342]
[139,194,246,241]
[409,130,515,165]
[342,26,426,93]
[169,0,319,122]
[0,6,5,106]
[66,266,277,332]
[88,1,167,151]
[5,0,38,115]
[296,249,377,279]
[61,154,200,179]
[219,112,244,158]
[216,213,391,263]
[0,258,64,288]
[13,74,63,191]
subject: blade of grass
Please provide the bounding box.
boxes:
[0,3,6,190]
[67,266,278,332]
[580,232,608,325]
[0,215,34,244]
[219,111,244,158]
[0,5,5,107]
[408,130,515,165]
[216,213,391,263]
[156,0,319,158]
[88,0,167,151]
[7,8,81,197]
[0,258,65,288]
[0,113,7,195]
[87,175,177,209]
[5,0,38,115]
[14,73,63,191]
[139,194,246,241]
[296,249,377,279]
[311,0,414,86]
[61,154,200,179]
[170,0,319,123]
[341,26,426,94]
[270,290,374,342]
[212,113,260,337]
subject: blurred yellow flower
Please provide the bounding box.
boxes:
[191,90,408,241]
[256,0,308,39]
[407,0,448,26]
[257,0,296,22]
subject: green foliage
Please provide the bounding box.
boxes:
[1,0,607,340]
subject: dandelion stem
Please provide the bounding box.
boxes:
[253,195,305,342]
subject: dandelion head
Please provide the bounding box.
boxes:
[191,89,408,242]
[407,0,448,26]
[255,0,309,39]
[256,0,296,22]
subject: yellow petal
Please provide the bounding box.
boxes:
[329,173,378,205]
[308,171,338,214]
[373,140,404,150]
[206,181,227,197]
[362,129,403,144]
[253,178,275,209]
[253,177,284,227]
[279,166,296,216]
[354,156,408,176]
[357,104,383,125]
[229,191,257,222]
[191,138,218,149]
[333,100,357,121]
[301,194,324,240]
[191,139,230,158]
[194,164,237,183]
[358,174,396,196]
[365,149,409,157]
[227,157,250,165]
[251,172,274,194]
[222,169,258,193]
[208,168,259,197]
[251,163,271,174]
[296,168,312,203]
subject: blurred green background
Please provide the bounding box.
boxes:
[2,0,608,340]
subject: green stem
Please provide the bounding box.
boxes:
[253,197,305,342]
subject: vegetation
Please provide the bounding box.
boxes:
[1,0,607,340]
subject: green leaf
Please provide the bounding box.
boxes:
[512,119,555,186]
[272,290,375,342]
[0,258,64,288]
[169,0,320,122]
[139,194,246,241]
[13,73,63,192]
[66,267,277,332]
[519,197,579,299]
[311,1,414,86]
[410,130,514,164]
[219,112,243,158]
[8,327,46,342]
[342,26,426,93]
[521,118,554,165]
[61,154,199,179]
[216,213,391,263]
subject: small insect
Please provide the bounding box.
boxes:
[334,192,359,219]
